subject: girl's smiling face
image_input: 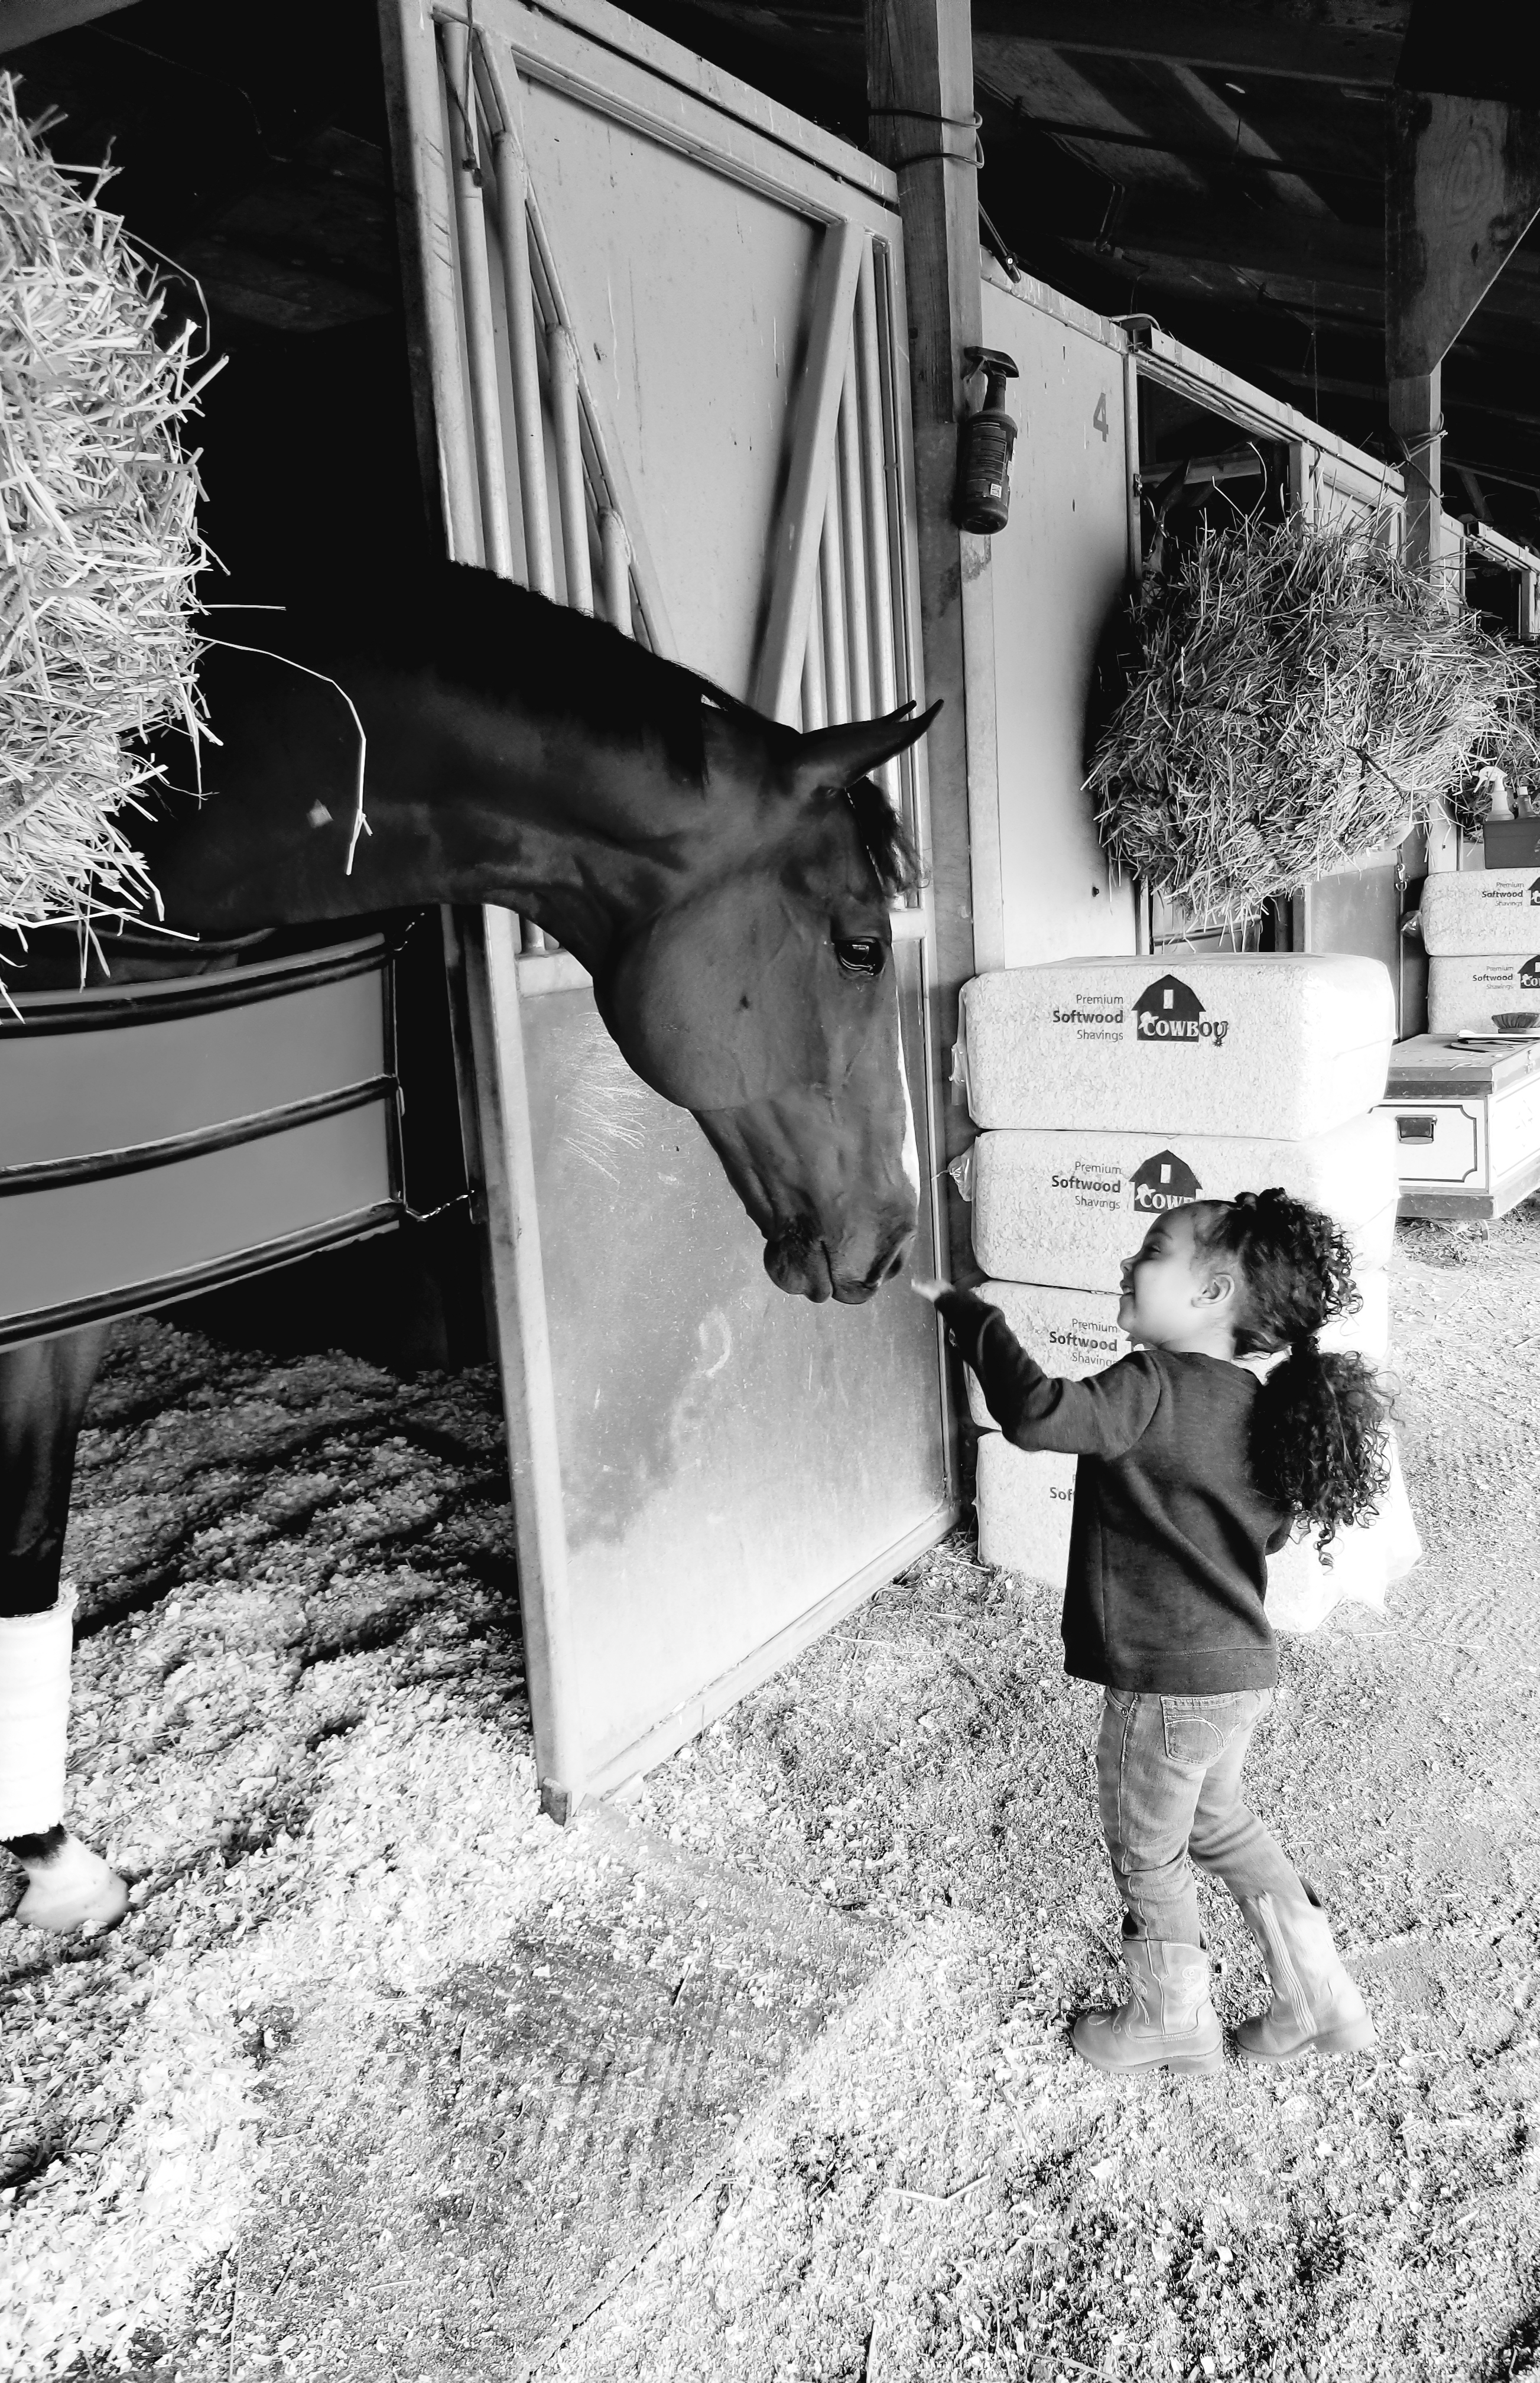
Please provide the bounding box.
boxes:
[1117,1205,1238,1353]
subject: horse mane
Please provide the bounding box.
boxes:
[389,561,753,782]
[846,776,925,901]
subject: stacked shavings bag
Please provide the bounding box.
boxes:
[953,953,1421,1633]
[1422,869,1540,1035]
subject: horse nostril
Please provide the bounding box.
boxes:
[882,1248,905,1282]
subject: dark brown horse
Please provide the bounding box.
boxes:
[0,561,938,1927]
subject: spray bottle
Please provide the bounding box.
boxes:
[956,347,1019,534]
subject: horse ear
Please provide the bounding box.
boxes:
[789,699,943,798]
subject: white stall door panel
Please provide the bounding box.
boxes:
[513,88,817,691]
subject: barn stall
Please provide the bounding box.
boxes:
[1,0,964,1830]
[5,0,1540,2375]
[4,11,967,2358]
[7,0,1488,1874]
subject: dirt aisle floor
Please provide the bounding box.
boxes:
[2,1206,1539,2382]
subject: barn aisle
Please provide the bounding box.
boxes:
[4,1206,1540,2381]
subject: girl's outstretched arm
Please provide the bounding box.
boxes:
[933,1287,1161,1459]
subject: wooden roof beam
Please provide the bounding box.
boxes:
[1386,91,1540,563]
[987,112,1381,181]
[673,0,1402,87]
[966,4,1403,88]
[0,0,138,52]
[1084,205,1386,294]
[1075,201,1540,327]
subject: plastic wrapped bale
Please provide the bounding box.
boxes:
[957,953,1395,1139]
[1320,1268,1389,1364]
[1268,1439,1420,1634]
[963,1283,1124,1432]
[979,1427,1418,1621]
[967,1108,1398,1291]
[1427,953,1540,1037]
[1421,869,1540,956]
[976,1433,1078,1585]
[962,1274,1391,1431]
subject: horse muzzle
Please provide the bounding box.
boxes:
[764,1217,914,1305]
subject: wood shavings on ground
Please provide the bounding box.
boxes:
[3,1210,1540,2379]
[0,72,217,959]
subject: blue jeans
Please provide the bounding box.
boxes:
[1097,1687,1309,1947]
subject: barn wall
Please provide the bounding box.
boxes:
[973,266,1138,971]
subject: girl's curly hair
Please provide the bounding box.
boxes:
[1194,1188,1392,1556]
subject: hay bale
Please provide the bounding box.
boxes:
[1087,512,1540,931]
[974,1434,1078,1586]
[967,1106,1399,1291]
[963,1274,1390,1428]
[1420,868,1540,956]
[1427,952,1540,1036]
[957,952,1395,1139]
[978,1416,1415,1624]
[0,74,216,959]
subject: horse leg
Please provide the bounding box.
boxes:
[0,1323,128,1932]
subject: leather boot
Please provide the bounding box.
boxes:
[1072,1933,1224,2076]
[1233,1885,1376,2062]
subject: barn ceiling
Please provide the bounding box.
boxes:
[4,0,1538,547]
[621,0,1540,552]
[0,0,393,336]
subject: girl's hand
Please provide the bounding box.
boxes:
[911,1276,951,1304]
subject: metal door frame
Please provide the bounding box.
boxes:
[0,934,405,1348]
[381,0,957,1813]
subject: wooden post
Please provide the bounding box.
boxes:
[1388,365,1442,572]
[866,0,995,1288]
[1386,90,1540,570]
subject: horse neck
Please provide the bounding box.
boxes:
[390,671,723,963]
[158,649,758,970]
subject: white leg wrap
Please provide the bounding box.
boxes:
[0,1587,75,1840]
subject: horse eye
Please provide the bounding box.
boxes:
[834,936,886,977]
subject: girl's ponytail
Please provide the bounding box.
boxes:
[1248,1332,1390,1554]
[1194,1190,1392,1554]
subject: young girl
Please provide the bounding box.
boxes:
[917,1187,1389,2077]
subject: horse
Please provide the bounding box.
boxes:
[0,560,940,1930]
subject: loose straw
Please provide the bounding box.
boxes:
[1087,511,1540,931]
[202,638,371,872]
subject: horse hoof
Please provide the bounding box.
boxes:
[15,1836,131,1934]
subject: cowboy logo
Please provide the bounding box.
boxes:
[1130,1150,1203,1212]
[1134,974,1230,1046]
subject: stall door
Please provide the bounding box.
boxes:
[382,0,955,1814]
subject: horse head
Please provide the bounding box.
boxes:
[594,700,940,1304]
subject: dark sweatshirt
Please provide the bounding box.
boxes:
[940,1290,1292,1694]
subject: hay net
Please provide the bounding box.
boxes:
[1086,508,1540,933]
[1,73,216,963]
